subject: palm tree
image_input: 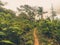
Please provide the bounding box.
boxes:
[37,7,43,19]
[51,4,56,20]
[37,7,47,19]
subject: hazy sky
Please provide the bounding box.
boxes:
[1,0,60,14]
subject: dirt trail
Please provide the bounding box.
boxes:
[33,28,39,45]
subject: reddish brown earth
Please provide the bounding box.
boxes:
[33,28,39,45]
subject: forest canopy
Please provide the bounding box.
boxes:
[0,1,60,45]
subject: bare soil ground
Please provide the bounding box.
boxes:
[33,28,39,45]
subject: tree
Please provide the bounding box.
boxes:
[51,5,56,20]
[17,5,36,21]
[0,1,4,6]
[37,7,47,19]
[37,7,43,19]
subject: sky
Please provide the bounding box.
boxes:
[1,0,60,11]
[1,0,60,18]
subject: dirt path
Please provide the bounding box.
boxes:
[33,28,39,45]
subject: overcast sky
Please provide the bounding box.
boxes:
[1,0,60,18]
[1,0,60,12]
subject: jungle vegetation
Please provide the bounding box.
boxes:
[0,1,60,45]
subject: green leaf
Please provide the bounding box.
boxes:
[0,31,6,36]
[0,40,14,44]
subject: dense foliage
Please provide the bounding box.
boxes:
[0,1,60,45]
